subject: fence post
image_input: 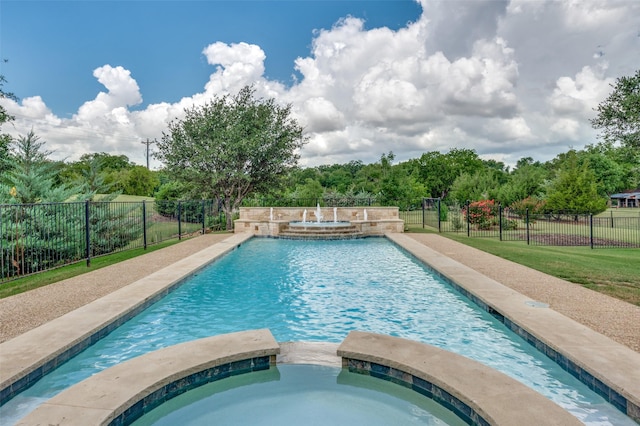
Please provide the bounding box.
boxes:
[202,200,206,235]
[0,204,3,280]
[437,198,441,232]
[499,205,503,241]
[526,208,530,245]
[142,201,147,250]
[85,200,91,267]
[590,214,594,249]
[422,198,425,229]
[0,204,7,281]
[466,200,470,237]
[178,201,182,240]
[610,210,614,228]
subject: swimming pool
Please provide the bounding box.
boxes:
[0,237,636,425]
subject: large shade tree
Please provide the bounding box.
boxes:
[591,69,640,150]
[545,151,607,214]
[409,148,483,199]
[155,86,307,230]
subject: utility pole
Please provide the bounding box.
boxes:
[141,138,155,169]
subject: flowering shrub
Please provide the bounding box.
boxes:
[464,199,498,230]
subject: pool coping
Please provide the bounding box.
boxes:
[16,329,280,426]
[1,232,639,423]
[386,233,640,423]
[338,330,582,426]
[0,232,254,404]
[17,331,580,426]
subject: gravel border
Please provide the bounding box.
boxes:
[0,234,231,343]
[406,233,640,353]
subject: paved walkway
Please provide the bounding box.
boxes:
[1,232,638,353]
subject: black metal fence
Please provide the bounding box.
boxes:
[1,200,225,283]
[5,196,635,283]
[422,198,640,249]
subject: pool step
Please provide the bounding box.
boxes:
[277,225,364,240]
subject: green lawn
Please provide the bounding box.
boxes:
[113,194,155,202]
[409,226,640,306]
[0,239,181,299]
[419,207,640,245]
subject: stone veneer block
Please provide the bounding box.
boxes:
[338,331,582,426]
[17,329,280,426]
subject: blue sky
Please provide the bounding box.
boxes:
[2,1,421,116]
[1,0,639,169]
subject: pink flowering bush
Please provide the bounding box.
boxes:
[464,199,498,230]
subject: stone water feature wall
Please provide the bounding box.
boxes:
[234,207,404,237]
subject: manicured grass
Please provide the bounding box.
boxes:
[422,206,640,245]
[113,194,155,202]
[597,207,640,218]
[408,225,640,306]
[0,240,181,299]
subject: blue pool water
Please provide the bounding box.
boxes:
[1,238,635,425]
[131,364,467,426]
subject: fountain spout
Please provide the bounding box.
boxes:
[270,207,274,221]
[363,209,368,221]
[316,203,323,223]
[333,207,337,223]
[302,209,307,223]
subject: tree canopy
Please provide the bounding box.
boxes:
[591,69,640,150]
[1,72,18,175]
[545,151,608,214]
[155,86,307,229]
[1,130,83,204]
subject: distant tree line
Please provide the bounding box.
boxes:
[1,74,638,229]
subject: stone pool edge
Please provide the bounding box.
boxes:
[17,330,580,426]
[338,330,581,426]
[0,233,254,404]
[385,232,640,423]
[16,329,280,426]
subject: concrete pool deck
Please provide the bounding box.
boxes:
[1,232,639,423]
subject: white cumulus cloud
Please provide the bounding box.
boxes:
[2,0,638,169]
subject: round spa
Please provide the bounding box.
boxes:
[131,364,466,425]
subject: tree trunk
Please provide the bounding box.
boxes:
[223,196,234,231]
[225,209,233,231]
